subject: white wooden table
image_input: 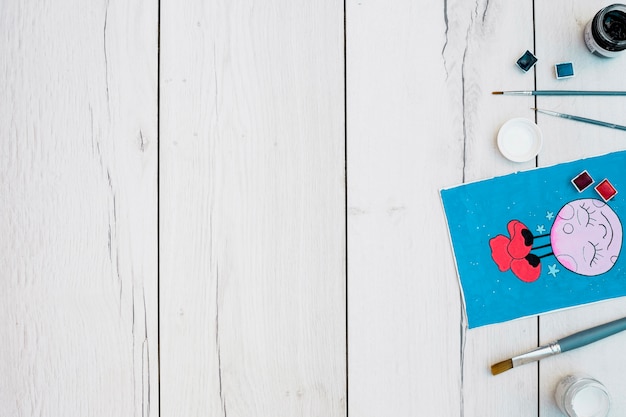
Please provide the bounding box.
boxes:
[3,0,626,415]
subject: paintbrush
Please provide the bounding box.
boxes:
[533,108,626,132]
[493,90,626,96]
[491,316,626,376]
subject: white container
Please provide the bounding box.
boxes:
[555,375,610,417]
[496,118,543,162]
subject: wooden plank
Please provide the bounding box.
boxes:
[0,0,158,415]
[534,1,626,415]
[458,1,539,414]
[158,1,346,416]
[347,0,537,415]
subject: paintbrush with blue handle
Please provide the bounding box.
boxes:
[533,108,626,132]
[491,316,626,375]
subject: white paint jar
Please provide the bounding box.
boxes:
[555,375,610,417]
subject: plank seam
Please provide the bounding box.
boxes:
[344,0,349,415]
[157,0,162,414]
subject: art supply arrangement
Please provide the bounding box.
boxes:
[443,6,626,411]
[493,4,626,166]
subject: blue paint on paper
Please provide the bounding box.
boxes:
[441,151,626,328]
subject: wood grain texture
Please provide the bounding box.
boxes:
[158,1,346,416]
[6,0,626,415]
[347,0,537,415]
[0,0,158,416]
[456,2,540,415]
[534,1,626,415]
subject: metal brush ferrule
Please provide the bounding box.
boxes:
[506,91,533,96]
[511,342,561,367]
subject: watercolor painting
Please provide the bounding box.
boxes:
[440,151,626,328]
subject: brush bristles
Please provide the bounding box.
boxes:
[492,91,504,94]
[490,358,513,375]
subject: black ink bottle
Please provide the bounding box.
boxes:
[584,4,626,57]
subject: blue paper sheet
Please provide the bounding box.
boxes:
[441,151,626,328]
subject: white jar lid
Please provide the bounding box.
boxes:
[497,117,543,162]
